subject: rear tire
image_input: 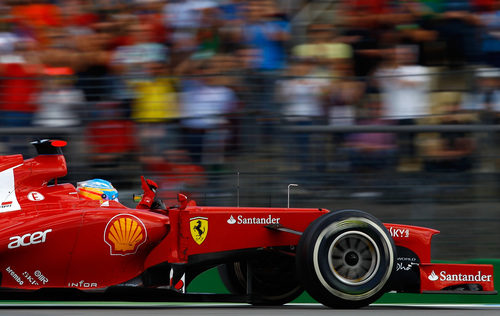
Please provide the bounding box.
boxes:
[218,250,303,305]
[296,210,395,308]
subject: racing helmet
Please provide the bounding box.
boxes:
[77,179,119,201]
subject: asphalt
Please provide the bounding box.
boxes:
[0,303,500,316]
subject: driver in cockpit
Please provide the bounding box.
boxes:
[76,179,119,201]
[76,176,164,210]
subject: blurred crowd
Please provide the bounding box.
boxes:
[1,0,500,190]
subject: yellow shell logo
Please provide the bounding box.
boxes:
[190,217,208,245]
[104,214,147,255]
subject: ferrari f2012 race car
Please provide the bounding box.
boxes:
[0,140,496,308]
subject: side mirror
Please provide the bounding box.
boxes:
[133,194,143,203]
[178,193,188,209]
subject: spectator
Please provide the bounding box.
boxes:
[189,2,223,58]
[59,0,98,37]
[421,94,476,173]
[180,56,238,167]
[33,67,84,127]
[478,2,500,68]
[242,0,290,109]
[277,57,330,170]
[428,0,482,66]
[278,58,329,123]
[292,23,353,75]
[243,0,289,72]
[0,37,42,154]
[218,0,246,54]
[0,24,19,55]
[9,0,62,46]
[321,60,365,170]
[111,21,169,110]
[344,94,398,173]
[375,45,432,167]
[85,101,138,170]
[38,26,79,70]
[114,21,168,67]
[131,1,168,45]
[0,39,42,127]
[343,94,398,199]
[461,67,500,123]
[129,61,180,157]
[74,18,115,105]
[163,0,218,62]
[461,67,500,171]
[337,0,390,77]
[238,0,290,148]
[325,60,364,131]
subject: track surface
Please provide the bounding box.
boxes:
[1,304,500,316]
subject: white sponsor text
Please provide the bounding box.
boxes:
[228,215,280,225]
[8,229,52,249]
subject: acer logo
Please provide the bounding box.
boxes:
[8,229,52,249]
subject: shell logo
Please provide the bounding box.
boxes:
[104,214,147,256]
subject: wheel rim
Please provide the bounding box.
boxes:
[310,216,395,301]
[328,231,380,286]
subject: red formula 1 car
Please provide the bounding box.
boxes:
[0,140,496,308]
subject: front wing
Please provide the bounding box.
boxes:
[419,263,496,294]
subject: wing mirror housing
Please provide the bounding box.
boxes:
[178,193,188,210]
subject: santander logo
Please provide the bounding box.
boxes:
[227,215,236,224]
[226,214,280,225]
[428,270,439,281]
[428,270,492,282]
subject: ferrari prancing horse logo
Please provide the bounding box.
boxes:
[190,217,208,245]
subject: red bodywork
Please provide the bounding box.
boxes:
[0,142,495,295]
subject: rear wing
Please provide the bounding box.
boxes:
[31,139,67,155]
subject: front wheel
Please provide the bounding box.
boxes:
[296,210,396,308]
